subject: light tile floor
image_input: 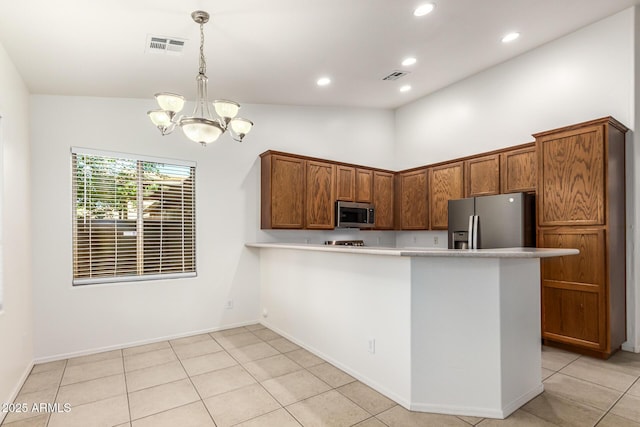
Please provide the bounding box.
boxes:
[2,325,640,426]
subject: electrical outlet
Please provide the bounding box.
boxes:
[225,300,234,309]
[434,236,439,245]
[368,339,376,354]
[262,308,268,318]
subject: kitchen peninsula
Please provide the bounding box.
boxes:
[246,243,578,419]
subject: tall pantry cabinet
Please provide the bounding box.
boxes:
[535,117,627,359]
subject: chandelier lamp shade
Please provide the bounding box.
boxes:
[148,11,253,146]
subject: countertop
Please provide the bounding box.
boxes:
[245,242,579,258]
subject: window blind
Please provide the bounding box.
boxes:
[71,149,196,285]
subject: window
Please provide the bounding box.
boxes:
[71,147,196,285]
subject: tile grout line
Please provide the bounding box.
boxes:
[45,358,68,427]
[120,348,133,427]
[593,376,640,426]
[211,328,305,426]
[167,336,218,426]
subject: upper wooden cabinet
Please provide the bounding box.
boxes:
[355,168,373,203]
[261,153,305,229]
[398,169,428,230]
[336,166,373,203]
[373,171,394,229]
[336,165,356,201]
[501,145,536,194]
[465,154,500,197]
[537,125,606,226]
[429,162,464,230]
[306,160,336,229]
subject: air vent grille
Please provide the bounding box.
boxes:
[382,70,410,81]
[146,35,185,55]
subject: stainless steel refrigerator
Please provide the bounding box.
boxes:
[447,192,535,249]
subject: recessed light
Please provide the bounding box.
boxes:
[414,3,435,17]
[501,32,520,43]
[316,77,331,86]
[402,57,417,66]
[400,85,412,92]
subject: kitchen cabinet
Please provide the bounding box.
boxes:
[539,228,606,349]
[538,124,606,226]
[355,168,373,203]
[398,169,428,230]
[429,162,464,230]
[336,165,355,201]
[372,171,394,229]
[305,160,336,229]
[501,144,536,194]
[465,154,500,197]
[336,166,373,203]
[535,116,627,358]
[261,153,305,229]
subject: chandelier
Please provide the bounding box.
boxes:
[147,11,253,146]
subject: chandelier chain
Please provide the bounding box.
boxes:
[199,22,206,75]
[148,10,253,145]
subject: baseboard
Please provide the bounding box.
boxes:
[410,384,543,419]
[261,321,412,409]
[621,342,640,353]
[0,361,34,425]
[33,319,261,364]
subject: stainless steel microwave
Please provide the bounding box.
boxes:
[335,201,375,228]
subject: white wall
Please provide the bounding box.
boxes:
[0,42,33,418]
[394,8,639,351]
[395,9,634,168]
[29,96,394,359]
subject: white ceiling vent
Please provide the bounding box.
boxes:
[382,70,410,81]
[146,35,186,55]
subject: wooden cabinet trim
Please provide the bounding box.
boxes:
[397,142,535,174]
[260,150,394,174]
[532,116,628,138]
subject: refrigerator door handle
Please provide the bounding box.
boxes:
[472,215,479,249]
[467,215,474,249]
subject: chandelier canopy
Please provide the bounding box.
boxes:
[148,11,253,146]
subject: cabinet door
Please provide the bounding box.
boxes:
[537,125,605,226]
[399,169,428,230]
[372,171,394,229]
[539,228,606,350]
[355,168,373,203]
[306,161,336,229]
[263,155,305,229]
[429,162,464,230]
[465,154,500,197]
[501,146,536,193]
[335,165,355,201]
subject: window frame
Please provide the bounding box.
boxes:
[71,147,196,286]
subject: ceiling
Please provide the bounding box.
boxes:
[1,0,638,109]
